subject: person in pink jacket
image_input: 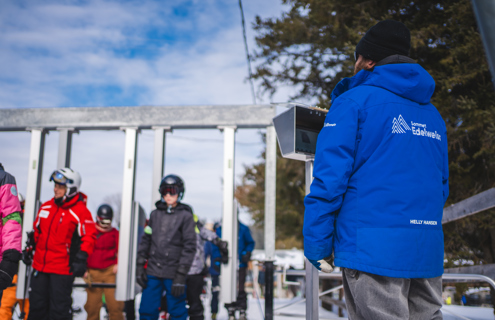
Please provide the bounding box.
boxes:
[0,163,23,300]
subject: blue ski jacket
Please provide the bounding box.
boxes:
[216,223,255,268]
[303,61,449,279]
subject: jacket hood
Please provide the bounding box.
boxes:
[331,63,435,104]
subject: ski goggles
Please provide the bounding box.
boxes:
[50,171,72,185]
[160,185,180,196]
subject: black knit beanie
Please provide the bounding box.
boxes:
[355,20,411,62]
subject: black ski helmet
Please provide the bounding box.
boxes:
[159,174,185,200]
[97,204,113,220]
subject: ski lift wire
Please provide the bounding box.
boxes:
[238,0,257,105]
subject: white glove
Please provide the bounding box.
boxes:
[318,258,334,273]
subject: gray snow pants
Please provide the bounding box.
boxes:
[342,268,443,320]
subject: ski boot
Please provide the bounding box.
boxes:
[238,309,247,320]
[72,306,82,314]
[224,302,237,320]
[211,313,217,320]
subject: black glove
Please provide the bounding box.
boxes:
[22,248,33,266]
[212,238,229,264]
[171,266,188,297]
[70,251,88,277]
[0,249,21,290]
[22,231,36,266]
[212,257,222,273]
[26,231,36,250]
[136,256,148,289]
[241,251,251,264]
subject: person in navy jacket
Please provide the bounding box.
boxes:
[303,20,449,320]
[210,222,254,318]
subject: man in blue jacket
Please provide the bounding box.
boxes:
[303,20,449,319]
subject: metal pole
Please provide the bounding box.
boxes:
[151,126,170,207]
[265,261,274,319]
[17,129,46,299]
[304,160,319,320]
[56,128,74,169]
[116,128,138,301]
[265,125,277,320]
[219,126,238,304]
[471,0,495,90]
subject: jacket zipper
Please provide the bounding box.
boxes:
[42,206,59,272]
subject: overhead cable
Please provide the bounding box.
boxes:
[238,0,257,105]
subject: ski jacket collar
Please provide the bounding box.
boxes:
[375,54,416,66]
[52,192,87,209]
[155,200,189,213]
[331,61,435,105]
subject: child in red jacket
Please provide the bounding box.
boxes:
[84,204,123,320]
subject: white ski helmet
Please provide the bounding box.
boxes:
[49,168,81,198]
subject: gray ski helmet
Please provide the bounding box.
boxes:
[97,204,113,220]
[159,174,185,200]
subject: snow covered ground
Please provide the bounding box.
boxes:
[9,288,494,319]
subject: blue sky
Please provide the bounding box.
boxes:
[0,0,296,223]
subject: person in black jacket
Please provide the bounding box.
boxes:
[136,174,196,320]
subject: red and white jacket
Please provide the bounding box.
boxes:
[32,193,97,275]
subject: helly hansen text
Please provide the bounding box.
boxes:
[410,220,438,225]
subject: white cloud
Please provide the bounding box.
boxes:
[0,0,292,224]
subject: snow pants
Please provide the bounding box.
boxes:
[236,267,247,310]
[139,275,187,320]
[0,275,29,320]
[210,275,220,314]
[84,266,124,320]
[124,299,136,320]
[27,271,75,320]
[342,268,443,320]
[186,274,205,320]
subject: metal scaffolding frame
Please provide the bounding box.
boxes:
[0,105,277,307]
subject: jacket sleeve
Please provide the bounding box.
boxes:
[442,127,449,205]
[0,178,22,253]
[75,206,97,255]
[137,213,153,260]
[33,205,44,244]
[303,98,359,261]
[179,212,197,270]
[114,229,119,262]
[204,241,211,259]
[243,227,255,253]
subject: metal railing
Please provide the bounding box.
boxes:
[278,269,495,291]
[273,268,495,319]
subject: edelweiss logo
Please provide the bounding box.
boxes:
[392,115,411,134]
[391,115,442,141]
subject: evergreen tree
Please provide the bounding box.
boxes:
[236,135,305,249]
[237,0,495,257]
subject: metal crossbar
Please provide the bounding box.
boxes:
[278,269,495,291]
[274,285,344,311]
[72,283,116,288]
